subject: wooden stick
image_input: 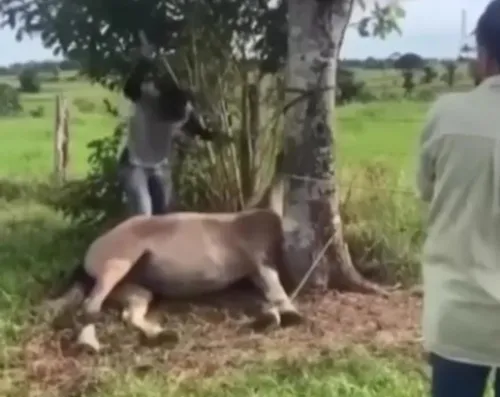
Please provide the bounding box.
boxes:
[138,30,179,86]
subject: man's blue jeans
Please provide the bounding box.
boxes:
[118,151,174,216]
[430,353,500,397]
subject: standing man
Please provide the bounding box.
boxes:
[417,1,500,396]
[118,42,219,216]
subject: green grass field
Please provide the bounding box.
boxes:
[0,72,450,396]
[0,77,424,180]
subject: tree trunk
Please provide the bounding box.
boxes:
[282,0,385,294]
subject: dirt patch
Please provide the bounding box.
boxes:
[12,289,422,396]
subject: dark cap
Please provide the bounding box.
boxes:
[476,0,500,63]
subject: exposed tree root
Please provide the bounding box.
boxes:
[329,241,390,296]
[326,202,392,296]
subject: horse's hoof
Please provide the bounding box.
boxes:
[76,324,101,353]
[140,329,180,348]
[251,308,281,331]
[121,308,131,322]
[279,310,304,327]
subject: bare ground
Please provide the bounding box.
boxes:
[3,288,423,396]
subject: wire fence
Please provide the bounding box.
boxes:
[337,181,417,197]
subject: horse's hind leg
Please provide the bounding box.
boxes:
[112,283,163,338]
[113,283,180,346]
[82,258,135,317]
[76,258,136,352]
[251,264,303,327]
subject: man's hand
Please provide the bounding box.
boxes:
[208,130,233,145]
[138,31,155,60]
[123,48,154,102]
[130,45,154,63]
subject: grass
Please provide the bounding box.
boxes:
[93,351,427,397]
[0,71,459,396]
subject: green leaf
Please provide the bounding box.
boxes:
[394,6,406,18]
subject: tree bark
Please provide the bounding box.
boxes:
[282,0,385,294]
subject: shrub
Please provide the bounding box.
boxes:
[18,68,41,93]
[29,105,45,118]
[65,74,79,82]
[355,87,377,103]
[378,91,401,101]
[0,83,22,116]
[420,65,437,84]
[336,68,368,105]
[73,97,96,113]
[48,120,126,231]
[51,65,60,81]
[415,88,436,102]
[340,161,423,284]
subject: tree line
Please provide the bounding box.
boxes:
[0,54,469,77]
[0,59,80,76]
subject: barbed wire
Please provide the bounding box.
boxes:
[334,149,416,160]
[337,181,416,196]
[286,173,418,197]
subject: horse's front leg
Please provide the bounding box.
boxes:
[251,263,303,328]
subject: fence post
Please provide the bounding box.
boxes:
[53,94,70,182]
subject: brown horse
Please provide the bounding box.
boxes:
[48,208,302,351]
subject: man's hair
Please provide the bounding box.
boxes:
[476,0,500,64]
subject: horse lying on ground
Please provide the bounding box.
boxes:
[47,208,302,352]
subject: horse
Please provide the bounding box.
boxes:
[47,207,302,352]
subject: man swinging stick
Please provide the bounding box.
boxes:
[118,37,222,215]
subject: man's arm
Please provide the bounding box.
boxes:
[123,38,155,102]
[181,104,217,141]
[416,100,443,202]
[123,58,153,102]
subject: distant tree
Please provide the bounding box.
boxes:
[364,56,382,69]
[442,61,457,87]
[52,65,61,79]
[0,83,22,116]
[394,53,423,95]
[421,65,437,84]
[468,59,480,86]
[336,68,366,105]
[460,43,475,56]
[18,68,41,93]
[402,70,415,96]
[393,52,425,70]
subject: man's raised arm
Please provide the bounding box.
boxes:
[123,57,153,102]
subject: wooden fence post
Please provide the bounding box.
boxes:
[53,94,70,182]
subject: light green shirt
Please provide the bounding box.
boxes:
[418,75,500,366]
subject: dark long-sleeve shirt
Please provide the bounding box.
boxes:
[122,59,214,168]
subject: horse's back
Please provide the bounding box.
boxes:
[130,209,279,297]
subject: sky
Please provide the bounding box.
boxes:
[0,0,492,66]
